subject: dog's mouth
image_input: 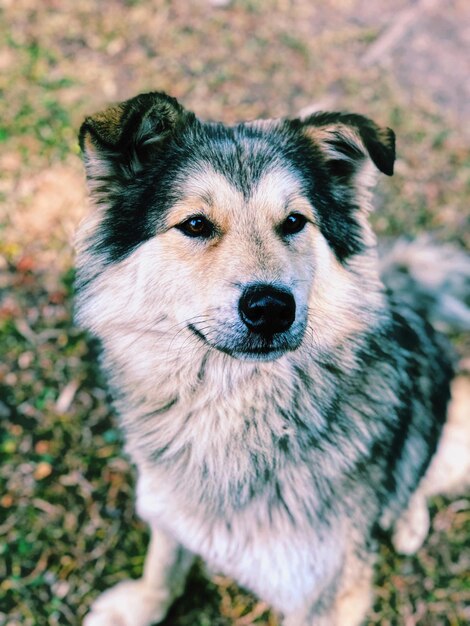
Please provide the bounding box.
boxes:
[188,323,301,361]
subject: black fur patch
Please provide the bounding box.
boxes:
[371,303,452,515]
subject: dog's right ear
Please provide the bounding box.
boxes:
[79,92,193,183]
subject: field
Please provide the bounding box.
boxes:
[0,1,469,624]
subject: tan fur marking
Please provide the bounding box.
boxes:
[303,124,364,160]
[167,165,313,233]
[177,166,244,230]
[164,200,215,229]
[88,104,126,144]
[249,169,315,224]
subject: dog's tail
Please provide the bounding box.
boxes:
[379,236,470,333]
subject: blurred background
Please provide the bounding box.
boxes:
[0,1,469,624]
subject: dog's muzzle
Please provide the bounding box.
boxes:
[238,284,296,336]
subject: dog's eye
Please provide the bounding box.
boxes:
[280,213,307,237]
[176,216,215,239]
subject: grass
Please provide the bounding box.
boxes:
[1,1,469,624]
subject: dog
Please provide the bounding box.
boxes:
[76,92,470,626]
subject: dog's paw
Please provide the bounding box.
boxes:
[83,579,171,626]
[392,493,430,555]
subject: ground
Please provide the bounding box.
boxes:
[0,1,469,625]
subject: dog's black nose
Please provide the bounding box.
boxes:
[239,285,296,335]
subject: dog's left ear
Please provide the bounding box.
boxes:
[298,111,395,179]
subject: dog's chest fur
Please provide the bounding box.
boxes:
[136,460,345,612]
[109,337,377,508]
[104,339,389,611]
[129,359,341,611]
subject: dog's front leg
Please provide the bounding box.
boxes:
[283,556,373,626]
[83,525,193,626]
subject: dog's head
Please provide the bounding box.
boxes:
[76,92,394,362]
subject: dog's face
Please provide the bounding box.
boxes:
[76,93,394,361]
[147,164,316,359]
